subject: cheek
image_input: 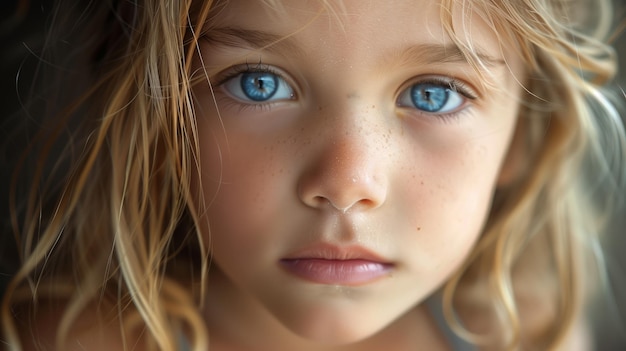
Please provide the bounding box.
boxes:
[197,132,263,218]
[194,125,296,261]
[393,133,513,275]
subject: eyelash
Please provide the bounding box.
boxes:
[213,63,294,111]
[213,64,477,121]
[396,76,478,123]
[215,62,281,84]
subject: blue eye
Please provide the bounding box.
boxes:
[223,71,294,102]
[397,81,466,114]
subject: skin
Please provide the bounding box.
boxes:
[190,0,526,350]
[13,1,594,350]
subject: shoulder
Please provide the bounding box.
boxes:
[15,299,145,351]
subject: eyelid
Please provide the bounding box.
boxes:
[395,75,478,122]
[212,63,300,108]
[399,75,479,101]
[213,63,294,90]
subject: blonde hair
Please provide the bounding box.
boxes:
[437,0,625,349]
[1,0,624,350]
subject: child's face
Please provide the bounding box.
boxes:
[192,0,524,345]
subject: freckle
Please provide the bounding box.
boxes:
[372,105,375,109]
[317,105,323,111]
[420,181,424,185]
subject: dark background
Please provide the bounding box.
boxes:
[1,1,625,349]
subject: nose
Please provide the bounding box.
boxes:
[297,117,388,213]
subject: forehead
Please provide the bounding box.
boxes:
[206,0,520,70]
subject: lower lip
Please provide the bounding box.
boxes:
[280,259,393,286]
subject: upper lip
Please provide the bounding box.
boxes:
[282,243,392,263]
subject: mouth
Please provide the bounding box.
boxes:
[279,243,394,286]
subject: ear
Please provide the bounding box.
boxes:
[497,117,528,187]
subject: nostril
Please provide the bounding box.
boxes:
[341,199,377,213]
[298,168,388,212]
[312,196,331,207]
[310,195,377,213]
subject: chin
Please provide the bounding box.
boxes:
[269,298,393,346]
[289,320,380,346]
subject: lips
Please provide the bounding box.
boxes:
[279,243,394,286]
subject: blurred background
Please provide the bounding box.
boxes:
[1,0,625,349]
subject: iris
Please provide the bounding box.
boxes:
[410,84,450,113]
[240,72,279,101]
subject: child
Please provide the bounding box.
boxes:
[2,0,625,350]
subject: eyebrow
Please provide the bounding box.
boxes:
[203,27,505,68]
[387,43,506,69]
[203,27,307,57]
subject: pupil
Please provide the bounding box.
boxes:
[412,84,448,112]
[423,90,431,101]
[241,72,278,101]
